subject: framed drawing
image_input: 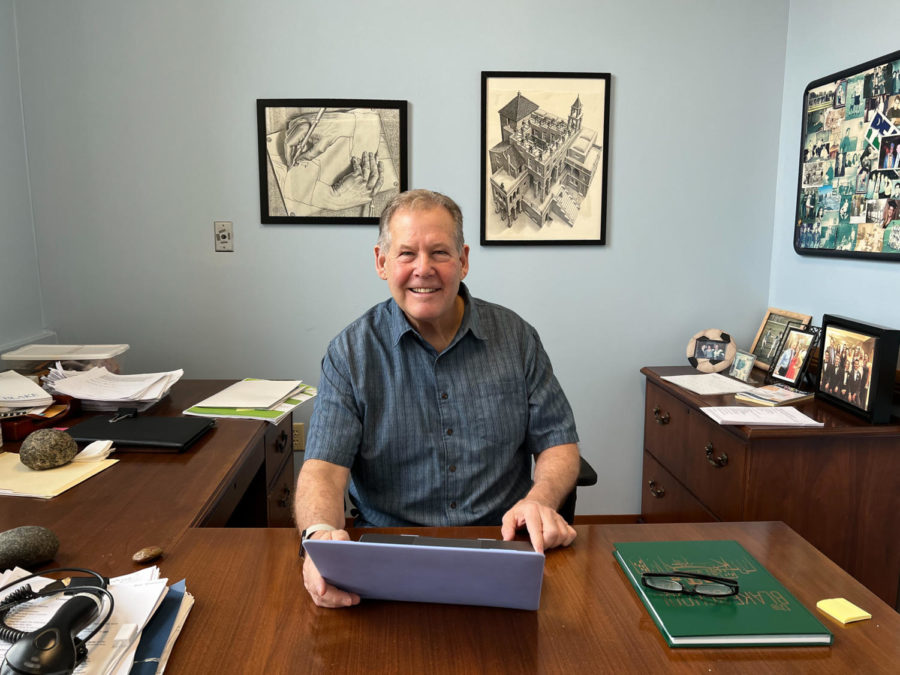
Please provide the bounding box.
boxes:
[481,72,610,245]
[815,314,900,423]
[257,99,407,225]
[794,49,900,260]
[749,307,812,371]
[768,325,818,387]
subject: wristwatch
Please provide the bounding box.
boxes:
[299,523,336,558]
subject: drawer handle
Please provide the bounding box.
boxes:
[652,407,670,425]
[705,443,728,468]
[277,486,292,508]
[275,430,288,453]
[648,480,666,498]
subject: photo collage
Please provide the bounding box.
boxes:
[796,56,900,257]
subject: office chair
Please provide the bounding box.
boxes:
[558,456,598,525]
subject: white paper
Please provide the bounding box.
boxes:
[660,373,756,395]
[49,367,183,403]
[0,370,53,407]
[700,406,824,426]
[191,378,302,409]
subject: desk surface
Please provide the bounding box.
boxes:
[160,521,899,674]
[0,381,266,573]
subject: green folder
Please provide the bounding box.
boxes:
[614,540,832,647]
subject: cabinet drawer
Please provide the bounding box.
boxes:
[264,417,293,489]
[644,383,691,467]
[683,419,747,521]
[640,451,716,523]
[267,457,295,527]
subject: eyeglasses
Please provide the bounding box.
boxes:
[641,572,739,597]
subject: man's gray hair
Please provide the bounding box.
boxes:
[377,189,465,253]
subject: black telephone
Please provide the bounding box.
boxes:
[0,570,112,675]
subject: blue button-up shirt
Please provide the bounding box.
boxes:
[305,284,579,527]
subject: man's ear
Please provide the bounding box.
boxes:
[374,246,388,279]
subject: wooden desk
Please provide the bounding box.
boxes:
[0,380,294,574]
[640,366,900,609]
[160,522,900,674]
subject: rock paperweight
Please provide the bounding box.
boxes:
[19,428,78,470]
[0,525,59,570]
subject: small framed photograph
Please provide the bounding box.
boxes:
[769,326,818,387]
[749,308,813,371]
[481,71,610,245]
[816,314,900,423]
[729,350,757,382]
[686,328,737,373]
[256,98,408,225]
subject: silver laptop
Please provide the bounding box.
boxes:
[303,534,545,610]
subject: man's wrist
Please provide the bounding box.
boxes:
[301,523,337,542]
[299,523,337,558]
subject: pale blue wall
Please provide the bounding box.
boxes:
[6,0,791,514]
[0,0,45,349]
[770,0,900,329]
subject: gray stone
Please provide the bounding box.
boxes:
[19,429,78,470]
[0,526,59,571]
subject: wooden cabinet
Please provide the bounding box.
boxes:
[641,366,900,609]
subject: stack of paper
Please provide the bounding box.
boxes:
[0,370,53,416]
[700,406,824,427]
[183,378,317,425]
[44,365,183,412]
[0,566,193,675]
[660,373,756,396]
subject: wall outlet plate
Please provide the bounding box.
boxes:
[214,221,234,252]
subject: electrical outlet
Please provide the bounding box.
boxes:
[292,423,306,451]
[214,221,234,252]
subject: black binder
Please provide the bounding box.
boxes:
[66,415,215,453]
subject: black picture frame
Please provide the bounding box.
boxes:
[481,71,610,245]
[815,314,900,423]
[794,50,900,260]
[257,99,408,225]
[767,325,818,388]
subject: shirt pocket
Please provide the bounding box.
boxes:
[471,378,527,447]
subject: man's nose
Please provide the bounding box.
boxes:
[413,253,433,274]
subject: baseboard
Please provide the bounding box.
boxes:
[573,514,641,525]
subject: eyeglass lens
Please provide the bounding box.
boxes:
[644,577,734,596]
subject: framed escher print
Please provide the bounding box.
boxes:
[257,99,407,224]
[795,50,900,260]
[481,72,610,245]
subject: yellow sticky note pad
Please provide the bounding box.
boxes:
[816,598,871,624]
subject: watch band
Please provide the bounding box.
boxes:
[299,523,337,558]
[301,523,337,542]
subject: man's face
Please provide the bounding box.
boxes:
[374,205,469,331]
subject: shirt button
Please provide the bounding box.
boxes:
[449,465,456,472]
[446,428,453,436]
[441,392,448,400]
[450,502,457,509]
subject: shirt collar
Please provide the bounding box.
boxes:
[388,282,486,348]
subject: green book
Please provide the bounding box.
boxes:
[614,540,832,647]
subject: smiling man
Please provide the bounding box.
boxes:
[295,189,581,608]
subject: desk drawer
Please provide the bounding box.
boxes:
[640,451,717,523]
[683,419,747,521]
[644,382,691,468]
[264,417,293,489]
[267,457,295,527]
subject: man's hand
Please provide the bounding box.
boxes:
[302,529,361,608]
[500,498,576,554]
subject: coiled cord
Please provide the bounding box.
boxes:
[0,568,114,646]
